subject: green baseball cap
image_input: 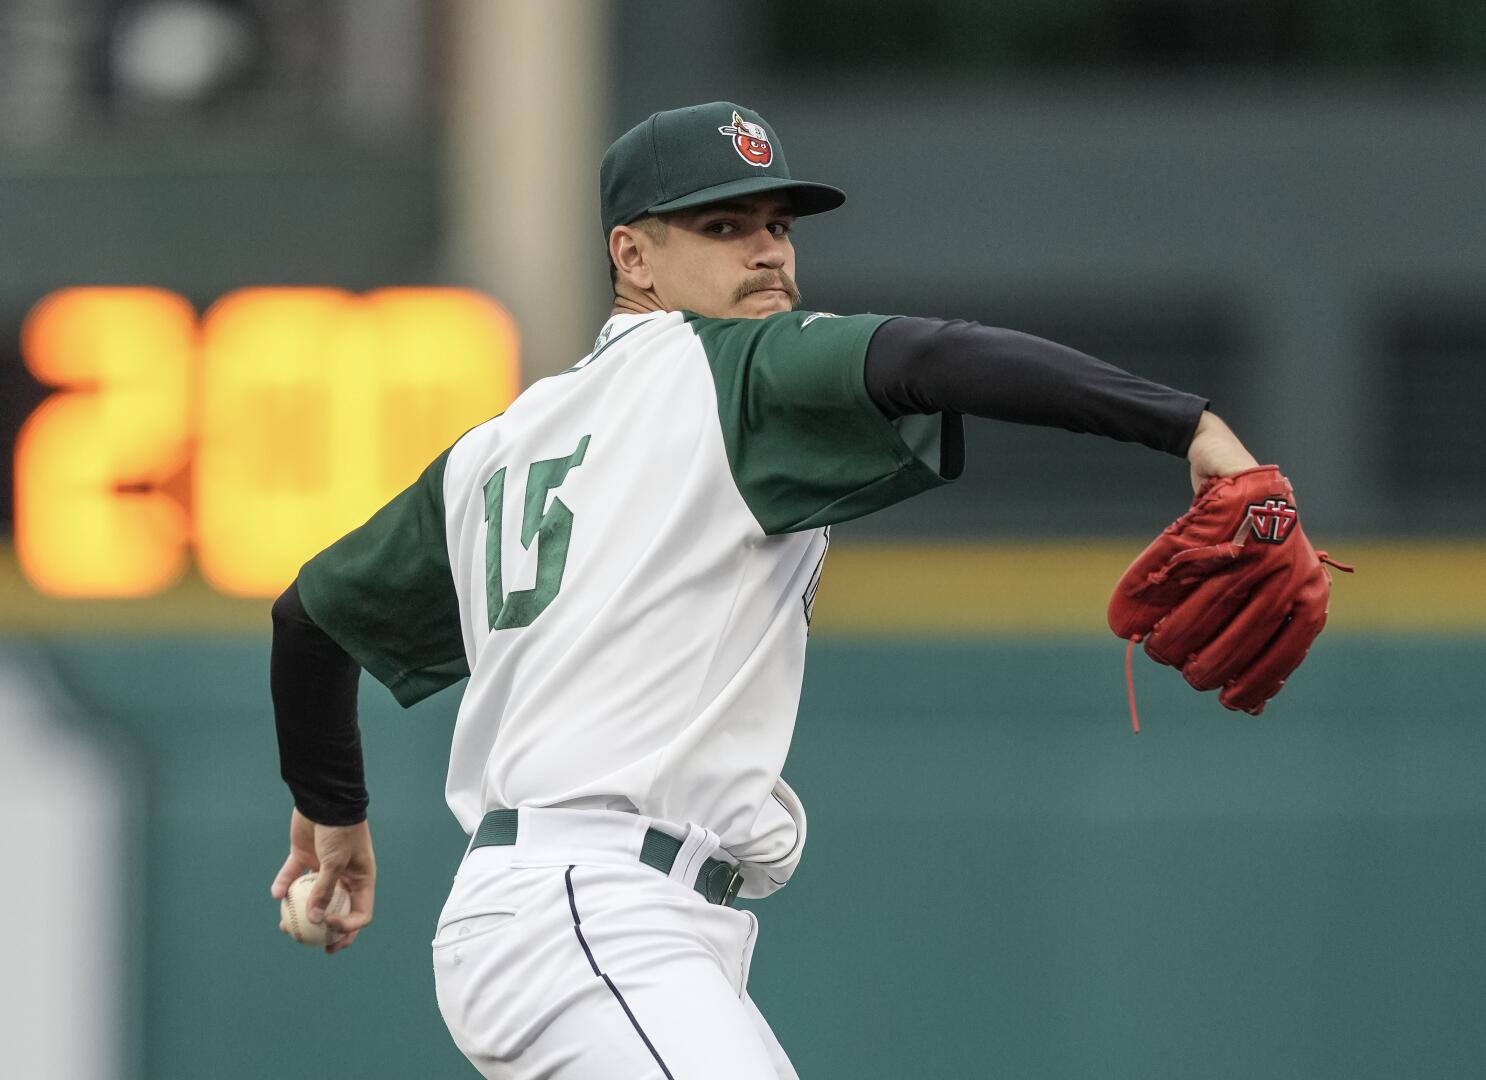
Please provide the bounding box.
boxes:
[600,101,846,237]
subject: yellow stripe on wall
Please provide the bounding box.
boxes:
[0,541,1481,636]
[0,545,266,634]
[811,541,1486,637]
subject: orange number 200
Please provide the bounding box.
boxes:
[16,287,520,598]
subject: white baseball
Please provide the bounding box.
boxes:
[280,872,351,947]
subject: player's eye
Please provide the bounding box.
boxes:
[768,221,793,238]
[705,220,736,235]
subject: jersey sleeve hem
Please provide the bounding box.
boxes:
[770,317,964,533]
[295,582,470,708]
[850,317,966,479]
[385,655,472,708]
[295,447,472,710]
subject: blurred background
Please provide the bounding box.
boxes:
[1,1,1482,1078]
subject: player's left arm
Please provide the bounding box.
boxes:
[860,316,1345,714]
[864,315,1220,467]
[1184,409,1259,489]
[865,316,1268,484]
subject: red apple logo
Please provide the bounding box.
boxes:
[717,111,773,167]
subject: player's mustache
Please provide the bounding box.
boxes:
[734,272,801,307]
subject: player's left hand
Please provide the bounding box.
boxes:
[1108,464,1352,714]
[1185,411,1259,491]
[271,807,377,954]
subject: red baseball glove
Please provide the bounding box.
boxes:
[1108,465,1351,715]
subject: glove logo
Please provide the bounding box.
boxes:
[1246,497,1298,544]
[718,111,773,167]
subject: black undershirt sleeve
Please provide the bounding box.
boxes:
[271,579,368,826]
[864,316,1208,456]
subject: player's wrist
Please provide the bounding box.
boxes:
[1186,411,1259,486]
[292,799,368,829]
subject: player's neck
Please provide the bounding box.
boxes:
[610,282,668,317]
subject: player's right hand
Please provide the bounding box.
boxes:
[270,807,377,954]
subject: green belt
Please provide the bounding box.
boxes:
[472,809,745,907]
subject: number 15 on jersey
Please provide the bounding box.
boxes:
[483,435,591,631]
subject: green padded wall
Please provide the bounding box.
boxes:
[16,635,1484,1080]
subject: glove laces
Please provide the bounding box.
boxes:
[1124,636,1142,734]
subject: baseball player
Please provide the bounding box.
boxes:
[268,102,1338,1078]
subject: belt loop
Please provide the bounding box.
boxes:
[669,823,722,888]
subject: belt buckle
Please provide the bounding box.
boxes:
[700,859,745,906]
[721,867,744,906]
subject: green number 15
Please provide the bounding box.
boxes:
[483,434,590,630]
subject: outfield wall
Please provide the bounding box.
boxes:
[3,595,1481,1079]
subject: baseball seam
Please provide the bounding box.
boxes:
[285,884,304,941]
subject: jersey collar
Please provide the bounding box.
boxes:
[592,311,667,354]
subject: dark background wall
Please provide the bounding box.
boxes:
[2,0,1485,535]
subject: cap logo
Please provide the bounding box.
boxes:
[718,111,773,167]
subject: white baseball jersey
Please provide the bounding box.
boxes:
[298,308,962,898]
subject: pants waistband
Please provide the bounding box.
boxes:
[470,807,744,907]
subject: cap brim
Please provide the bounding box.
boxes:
[647,176,846,218]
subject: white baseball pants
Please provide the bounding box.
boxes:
[432,808,799,1079]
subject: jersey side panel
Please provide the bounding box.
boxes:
[690,310,965,534]
[296,449,470,707]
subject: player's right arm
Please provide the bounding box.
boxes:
[269,579,376,952]
[267,447,469,951]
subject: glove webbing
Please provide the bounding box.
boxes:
[1120,550,1352,734]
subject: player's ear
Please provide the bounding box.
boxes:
[609,226,654,291]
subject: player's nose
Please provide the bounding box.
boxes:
[745,230,787,270]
